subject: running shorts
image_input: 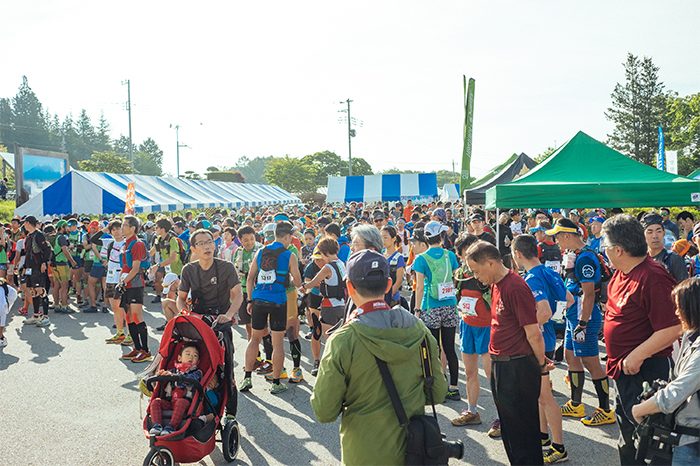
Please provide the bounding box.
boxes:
[459,321,490,355]
[251,300,286,332]
[564,317,601,357]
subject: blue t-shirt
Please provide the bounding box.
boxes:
[564,249,601,322]
[338,238,351,264]
[386,250,406,302]
[525,264,567,352]
[587,235,602,254]
[303,261,321,296]
[412,247,459,310]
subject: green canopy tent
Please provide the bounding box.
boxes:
[485,131,700,209]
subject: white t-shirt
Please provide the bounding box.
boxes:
[0,284,19,326]
[321,259,347,307]
[105,239,125,284]
[15,238,25,269]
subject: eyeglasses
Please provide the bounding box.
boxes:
[194,239,215,248]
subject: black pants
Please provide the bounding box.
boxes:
[199,313,238,417]
[614,356,672,465]
[429,327,459,386]
[491,355,543,465]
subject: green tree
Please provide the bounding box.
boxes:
[348,157,373,177]
[0,98,14,146]
[95,113,111,152]
[264,156,317,193]
[436,169,460,187]
[664,93,700,175]
[301,150,373,188]
[606,53,667,166]
[78,151,133,173]
[113,135,136,159]
[183,170,201,180]
[62,114,83,167]
[378,168,420,175]
[534,146,556,164]
[11,76,51,149]
[133,137,163,176]
[233,155,273,183]
[206,170,245,182]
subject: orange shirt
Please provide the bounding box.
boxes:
[403,205,413,222]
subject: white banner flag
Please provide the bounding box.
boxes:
[666,150,678,175]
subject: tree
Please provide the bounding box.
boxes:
[534,146,556,164]
[78,151,133,173]
[606,53,667,166]
[0,98,14,146]
[206,170,245,183]
[183,170,201,180]
[301,150,373,189]
[436,169,460,187]
[11,76,51,150]
[378,168,420,175]
[664,93,700,175]
[113,135,137,159]
[133,137,163,176]
[233,155,273,183]
[264,156,317,193]
[95,113,111,152]
[348,157,373,177]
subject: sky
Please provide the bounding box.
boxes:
[2,0,699,179]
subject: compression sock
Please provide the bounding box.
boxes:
[273,378,280,385]
[569,371,584,406]
[593,377,610,410]
[290,339,302,368]
[262,335,273,361]
[552,443,565,452]
[137,322,149,352]
[244,371,252,378]
[128,323,141,350]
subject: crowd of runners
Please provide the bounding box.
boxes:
[2,200,699,465]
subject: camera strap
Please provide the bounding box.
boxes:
[375,337,437,428]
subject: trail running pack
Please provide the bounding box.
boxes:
[320,261,346,300]
[124,238,151,271]
[420,249,454,302]
[257,245,290,289]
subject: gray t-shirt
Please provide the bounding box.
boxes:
[652,250,689,283]
[179,258,240,314]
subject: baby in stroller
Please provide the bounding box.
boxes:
[148,342,203,436]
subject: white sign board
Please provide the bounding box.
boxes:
[666,150,678,175]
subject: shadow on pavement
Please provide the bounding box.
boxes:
[0,350,19,370]
[14,324,64,364]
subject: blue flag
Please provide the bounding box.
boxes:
[657,125,665,171]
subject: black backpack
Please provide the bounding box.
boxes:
[320,261,346,300]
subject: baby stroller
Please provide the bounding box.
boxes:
[142,313,240,466]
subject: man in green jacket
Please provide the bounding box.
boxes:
[311,249,447,465]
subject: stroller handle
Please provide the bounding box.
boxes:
[145,374,205,395]
[211,320,233,333]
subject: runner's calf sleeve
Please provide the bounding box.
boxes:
[569,371,585,405]
[592,377,610,410]
[128,322,141,350]
[137,322,149,352]
[290,339,302,368]
[262,335,273,361]
[311,313,322,341]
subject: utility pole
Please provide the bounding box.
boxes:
[122,79,133,162]
[170,124,190,178]
[341,98,353,176]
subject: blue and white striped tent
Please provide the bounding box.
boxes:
[15,170,300,217]
[326,173,438,204]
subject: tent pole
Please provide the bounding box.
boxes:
[496,208,500,251]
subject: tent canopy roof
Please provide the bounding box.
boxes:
[464,152,536,204]
[15,170,300,217]
[485,131,700,209]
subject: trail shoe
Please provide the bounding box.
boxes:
[105,333,125,344]
[311,360,320,376]
[581,407,616,426]
[451,410,481,426]
[132,351,153,363]
[445,388,461,401]
[289,367,304,384]
[256,360,273,375]
[36,316,51,327]
[120,349,141,360]
[83,306,98,313]
[544,446,569,464]
[487,419,502,438]
[560,400,586,418]
[239,377,253,392]
[120,335,134,346]
[265,368,288,381]
[24,315,41,325]
[270,382,288,395]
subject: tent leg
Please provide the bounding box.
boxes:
[496,208,500,251]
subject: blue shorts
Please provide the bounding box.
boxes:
[459,321,490,355]
[89,265,105,279]
[71,257,83,270]
[564,317,601,357]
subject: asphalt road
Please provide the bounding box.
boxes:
[1,293,620,466]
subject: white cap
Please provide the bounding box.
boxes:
[162,272,179,295]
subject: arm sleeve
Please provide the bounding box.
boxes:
[310,331,349,423]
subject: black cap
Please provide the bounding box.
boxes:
[347,250,389,286]
[508,209,520,216]
[23,215,38,226]
[641,213,664,229]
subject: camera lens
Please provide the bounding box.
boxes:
[445,439,464,460]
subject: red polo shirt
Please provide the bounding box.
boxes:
[489,270,538,357]
[604,256,680,379]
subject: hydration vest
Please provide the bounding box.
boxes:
[538,241,562,263]
[252,242,291,304]
[320,260,346,300]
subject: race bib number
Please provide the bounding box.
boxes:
[106,267,122,283]
[458,296,479,317]
[258,269,276,285]
[437,282,455,301]
[24,268,32,276]
[165,265,172,274]
[563,252,576,270]
[553,300,567,321]
[545,260,561,273]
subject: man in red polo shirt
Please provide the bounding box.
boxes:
[466,241,547,466]
[601,215,681,465]
[119,215,152,363]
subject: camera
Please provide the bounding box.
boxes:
[441,435,465,462]
[634,379,680,464]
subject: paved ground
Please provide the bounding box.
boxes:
[1,292,620,465]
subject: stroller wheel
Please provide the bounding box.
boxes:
[222,419,240,462]
[143,447,174,466]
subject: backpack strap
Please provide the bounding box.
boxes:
[374,357,409,427]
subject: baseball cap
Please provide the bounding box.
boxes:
[23,215,38,226]
[569,209,580,217]
[311,246,323,260]
[589,216,605,224]
[550,208,561,214]
[273,213,290,222]
[508,209,520,217]
[424,220,448,239]
[673,239,692,257]
[144,221,155,228]
[346,249,389,287]
[432,208,446,221]
[640,213,663,229]
[162,272,179,295]
[529,226,546,234]
[468,214,484,223]
[55,220,68,230]
[545,218,581,236]
[210,225,222,232]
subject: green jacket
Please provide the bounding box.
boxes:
[310,306,447,466]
